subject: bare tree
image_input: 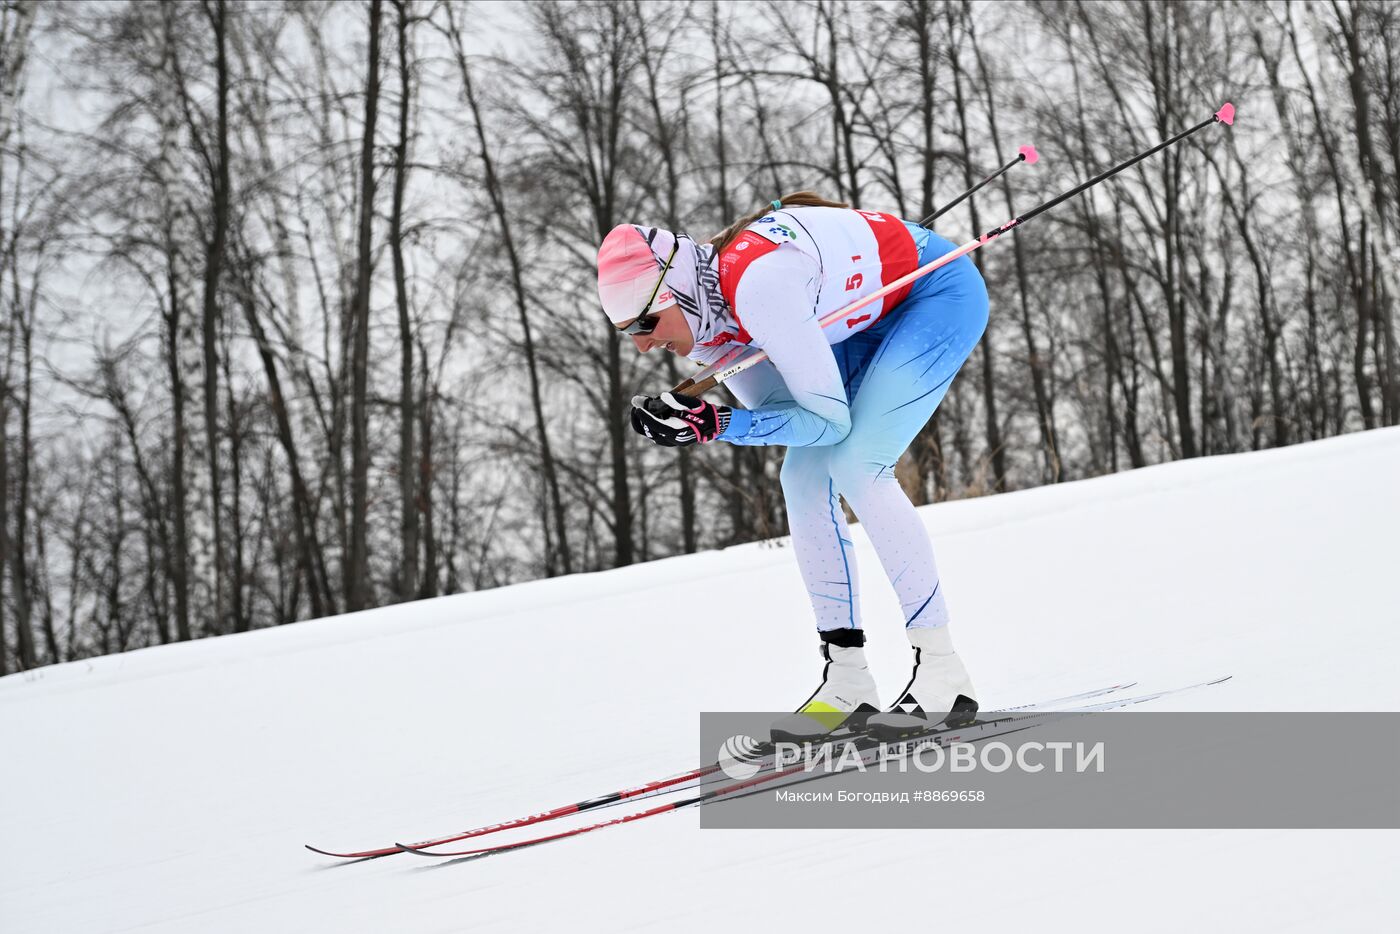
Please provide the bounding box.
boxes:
[390,0,419,598]
[346,0,383,611]
[0,0,37,672]
[441,2,574,576]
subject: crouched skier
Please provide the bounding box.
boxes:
[598,193,988,743]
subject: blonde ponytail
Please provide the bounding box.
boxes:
[709,191,849,253]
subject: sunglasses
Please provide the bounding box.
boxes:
[617,242,679,336]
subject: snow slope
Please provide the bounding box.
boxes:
[4,428,1399,933]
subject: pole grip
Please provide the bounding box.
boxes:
[672,373,718,395]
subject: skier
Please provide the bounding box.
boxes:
[597,192,988,743]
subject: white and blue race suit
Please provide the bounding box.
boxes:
[689,206,989,632]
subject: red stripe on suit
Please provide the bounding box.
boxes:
[717,230,780,344]
[855,210,919,323]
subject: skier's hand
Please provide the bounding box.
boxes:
[630,392,731,447]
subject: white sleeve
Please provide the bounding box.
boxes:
[718,247,851,447]
[721,358,791,409]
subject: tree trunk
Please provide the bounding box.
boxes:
[443,4,572,576]
[346,0,382,611]
[163,238,193,642]
[964,1,1059,481]
[1255,20,1324,441]
[1217,147,1288,447]
[1284,4,1376,431]
[638,1,697,553]
[237,269,330,620]
[948,3,1006,491]
[106,462,124,653]
[200,0,232,631]
[0,0,37,674]
[10,297,35,669]
[103,362,174,645]
[0,350,7,675]
[391,0,418,599]
[224,329,247,632]
[1331,0,1400,424]
[1144,4,1197,459]
[33,501,57,661]
[158,2,192,642]
[816,0,860,206]
[417,339,437,598]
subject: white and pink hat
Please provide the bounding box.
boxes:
[596,224,732,348]
[596,224,676,326]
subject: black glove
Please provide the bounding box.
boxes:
[630,392,731,446]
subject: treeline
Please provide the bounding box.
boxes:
[0,0,1396,672]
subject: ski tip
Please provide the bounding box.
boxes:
[1215,102,1235,126]
[306,843,400,861]
[1018,144,1039,165]
[1207,674,1234,685]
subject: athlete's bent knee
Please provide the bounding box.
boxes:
[826,447,889,499]
[780,447,831,503]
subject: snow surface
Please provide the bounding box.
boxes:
[4,428,1399,932]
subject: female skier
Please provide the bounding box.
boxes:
[597,193,989,743]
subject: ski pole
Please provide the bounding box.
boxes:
[918,144,1039,227]
[673,146,1038,395]
[674,102,1234,397]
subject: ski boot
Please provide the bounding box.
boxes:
[866,625,977,741]
[770,629,880,744]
